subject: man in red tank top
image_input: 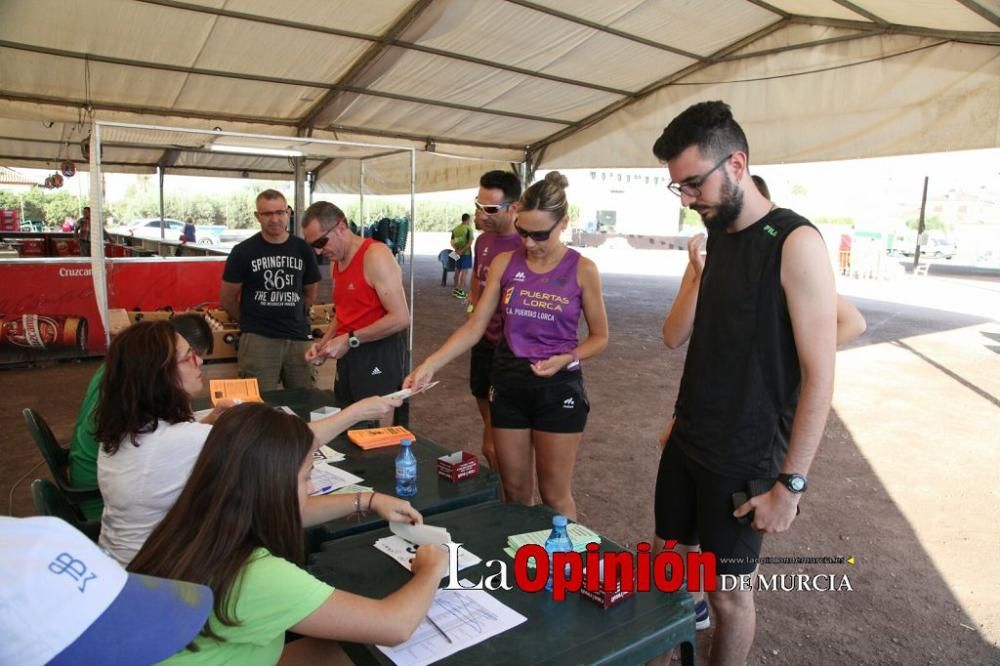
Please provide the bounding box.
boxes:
[302,202,410,426]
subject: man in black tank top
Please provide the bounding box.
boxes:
[651,102,837,664]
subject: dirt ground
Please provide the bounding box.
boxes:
[1,248,998,665]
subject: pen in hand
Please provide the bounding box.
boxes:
[309,485,334,496]
[426,614,452,644]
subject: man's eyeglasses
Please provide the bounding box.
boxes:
[474,198,511,216]
[667,153,733,198]
[514,217,562,242]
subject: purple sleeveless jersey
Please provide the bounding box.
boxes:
[499,248,582,363]
[474,231,524,344]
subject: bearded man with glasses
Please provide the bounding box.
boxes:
[302,201,410,427]
[652,101,837,665]
[220,189,321,391]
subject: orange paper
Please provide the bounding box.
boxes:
[347,426,416,450]
[209,378,263,406]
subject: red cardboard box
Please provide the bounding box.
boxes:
[436,451,480,482]
[578,562,636,609]
[49,238,79,256]
[16,238,47,257]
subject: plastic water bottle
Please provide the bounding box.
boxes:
[395,439,417,497]
[544,514,573,591]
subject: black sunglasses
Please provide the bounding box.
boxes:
[514,217,562,242]
[309,221,344,250]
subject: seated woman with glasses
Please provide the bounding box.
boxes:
[131,402,447,665]
[94,320,405,565]
[406,171,609,519]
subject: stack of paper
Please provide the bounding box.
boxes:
[503,523,601,561]
[347,426,415,449]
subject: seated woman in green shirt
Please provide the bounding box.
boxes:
[68,313,215,520]
[129,402,448,665]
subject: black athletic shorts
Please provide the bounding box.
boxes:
[334,332,409,426]
[489,375,589,434]
[469,338,495,400]
[654,440,763,576]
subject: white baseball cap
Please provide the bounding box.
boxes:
[0,516,213,665]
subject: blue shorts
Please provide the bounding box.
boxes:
[457,253,473,270]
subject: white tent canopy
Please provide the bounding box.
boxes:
[0,0,996,193]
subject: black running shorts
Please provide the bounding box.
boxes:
[654,440,764,577]
[489,376,589,433]
[469,338,495,400]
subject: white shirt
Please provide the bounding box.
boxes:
[97,419,211,565]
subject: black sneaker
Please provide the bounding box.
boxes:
[695,599,711,630]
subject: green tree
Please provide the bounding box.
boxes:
[905,214,947,232]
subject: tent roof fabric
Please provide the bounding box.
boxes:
[0,0,996,193]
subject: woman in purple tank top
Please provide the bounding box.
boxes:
[406,172,609,519]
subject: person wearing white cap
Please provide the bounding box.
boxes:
[0,515,212,666]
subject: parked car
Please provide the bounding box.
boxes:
[218,228,257,244]
[125,218,223,245]
[901,237,956,260]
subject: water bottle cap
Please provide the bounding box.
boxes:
[552,515,568,527]
[401,439,412,447]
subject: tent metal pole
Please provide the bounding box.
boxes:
[293,157,304,236]
[158,166,165,239]
[408,149,415,370]
[89,122,110,351]
[359,160,366,230]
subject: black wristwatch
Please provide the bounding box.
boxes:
[778,473,808,494]
[348,332,361,349]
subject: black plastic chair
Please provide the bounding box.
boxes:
[31,478,101,542]
[438,249,457,286]
[22,408,102,506]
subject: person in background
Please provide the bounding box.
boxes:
[74,206,91,257]
[467,170,524,473]
[450,213,475,300]
[652,100,837,665]
[69,313,215,521]
[303,202,410,427]
[94,320,400,565]
[130,403,446,665]
[220,189,320,391]
[0,515,213,665]
[406,172,609,520]
[183,217,197,244]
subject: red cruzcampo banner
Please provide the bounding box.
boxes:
[0,258,226,366]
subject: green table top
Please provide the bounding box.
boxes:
[204,388,501,544]
[310,501,696,666]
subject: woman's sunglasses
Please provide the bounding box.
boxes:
[474,198,511,216]
[514,217,562,242]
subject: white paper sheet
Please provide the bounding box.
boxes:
[312,445,346,465]
[309,465,363,496]
[390,522,451,546]
[377,584,527,666]
[373,536,481,576]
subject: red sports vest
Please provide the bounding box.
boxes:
[333,238,387,335]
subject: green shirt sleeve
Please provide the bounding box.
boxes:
[162,549,334,666]
[68,366,105,519]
